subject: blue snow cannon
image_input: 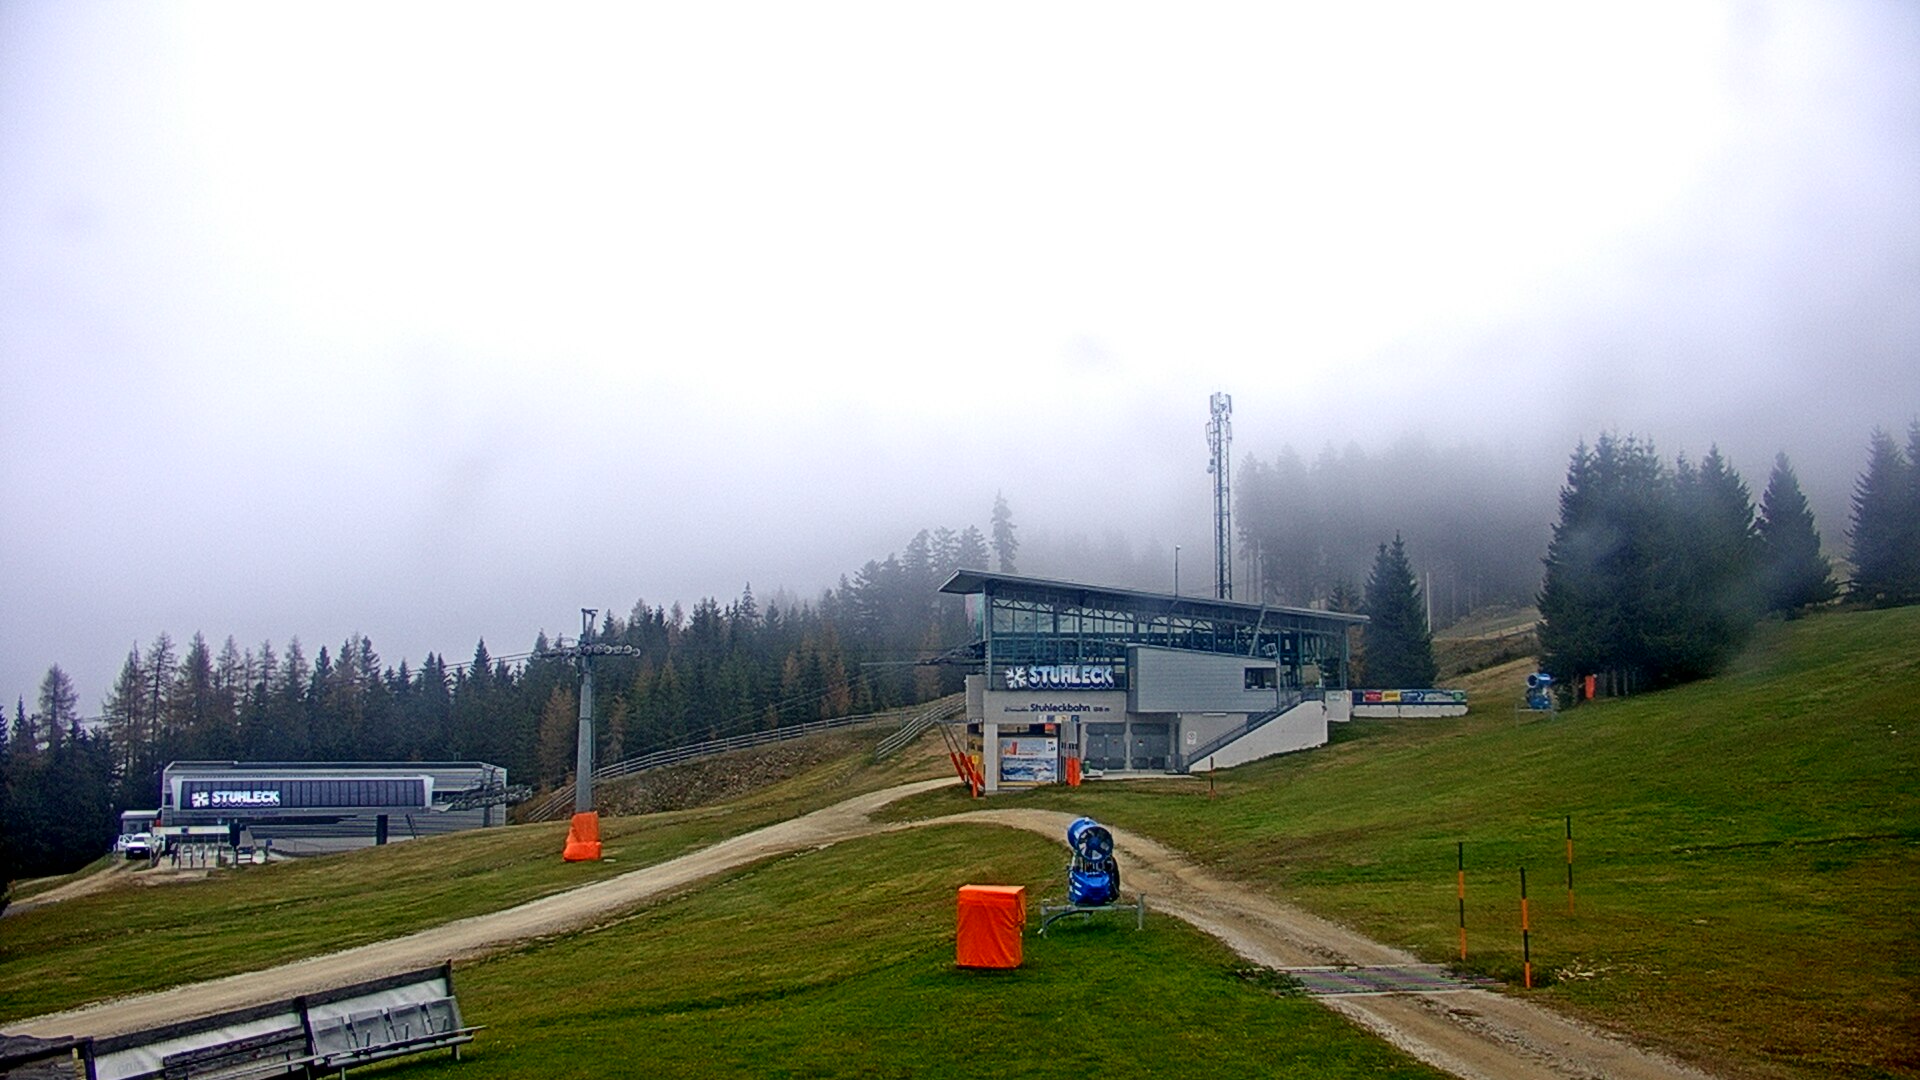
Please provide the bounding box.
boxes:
[1526,672,1554,711]
[1065,816,1120,907]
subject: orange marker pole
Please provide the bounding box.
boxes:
[1456,842,1467,960]
[1565,815,1575,915]
[1520,866,1532,989]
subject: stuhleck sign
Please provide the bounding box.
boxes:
[1002,664,1116,691]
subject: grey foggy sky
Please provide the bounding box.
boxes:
[3,1,1917,713]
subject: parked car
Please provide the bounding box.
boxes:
[123,832,155,860]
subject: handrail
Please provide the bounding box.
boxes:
[1182,690,1309,766]
[873,696,966,760]
[521,699,956,822]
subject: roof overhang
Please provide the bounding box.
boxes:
[937,569,1366,626]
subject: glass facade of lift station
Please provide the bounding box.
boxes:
[940,570,1365,787]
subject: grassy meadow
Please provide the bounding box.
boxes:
[2,605,1914,1079]
[0,728,947,1023]
[370,826,1449,1080]
[886,605,1920,1080]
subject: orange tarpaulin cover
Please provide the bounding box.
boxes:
[563,811,602,862]
[956,884,1026,969]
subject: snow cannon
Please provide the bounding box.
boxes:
[1065,816,1120,907]
[1525,672,1554,711]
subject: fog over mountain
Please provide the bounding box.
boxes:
[3,1,1915,712]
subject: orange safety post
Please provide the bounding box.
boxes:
[1457,841,1467,961]
[1065,757,1082,787]
[1583,674,1596,700]
[1520,866,1532,989]
[956,885,1027,969]
[562,811,602,862]
[1565,815,1575,915]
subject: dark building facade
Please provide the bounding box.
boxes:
[158,761,514,855]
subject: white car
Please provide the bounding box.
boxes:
[123,833,155,859]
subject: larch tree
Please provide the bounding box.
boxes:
[37,664,79,751]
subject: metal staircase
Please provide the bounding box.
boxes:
[1181,690,1311,768]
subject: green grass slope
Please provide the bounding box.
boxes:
[0,732,945,1023]
[5,608,1914,1079]
[890,605,1920,1080]
[378,827,1449,1080]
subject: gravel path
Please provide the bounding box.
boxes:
[7,780,1714,1080]
[4,860,134,917]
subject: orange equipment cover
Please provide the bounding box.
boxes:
[956,884,1027,968]
[563,811,603,862]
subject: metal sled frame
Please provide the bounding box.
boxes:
[1037,894,1147,934]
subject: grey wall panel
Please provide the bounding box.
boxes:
[1128,646,1284,714]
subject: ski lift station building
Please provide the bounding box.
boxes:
[939,570,1365,791]
[156,760,513,856]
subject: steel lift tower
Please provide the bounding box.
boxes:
[1207,392,1233,600]
[541,608,639,861]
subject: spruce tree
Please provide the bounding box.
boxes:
[1661,448,1760,681]
[1756,453,1835,616]
[990,492,1019,574]
[1361,534,1436,688]
[1538,436,1667,692]
[957,526,990,571]
[1538,435,1756,694]
[1847,428,1916,605]
[1904,421,1920,599]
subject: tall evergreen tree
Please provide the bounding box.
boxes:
[1539,436,1663,693]
[957,526,990,572]
[1661,447,1760,681]
[1904,420,1920,599]
[1756,453,1835,616]
[1847,428,1917,605]
[1540,435,1762,695]
[991,492,1019,573]
[8,698,31,757]
[1360,534,1436,688]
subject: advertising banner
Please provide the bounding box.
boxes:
[1355,689,1466,705]
[998,737,1059,783]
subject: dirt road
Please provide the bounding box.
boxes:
[5,860,134,916]
[8,780,1713,1080]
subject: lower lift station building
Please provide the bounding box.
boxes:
[939,571,1366,792]
[156,761,512,856]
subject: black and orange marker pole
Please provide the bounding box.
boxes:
[1520,866,1533,989]
[1565,815,1575,915]
[1456,841,1467,960]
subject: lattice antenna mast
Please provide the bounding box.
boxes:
[1207,392,1233,600]
[539,608,640,815]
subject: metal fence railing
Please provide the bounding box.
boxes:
[521,695,963,822]
[1181,690,1311,767]
[873,696,966,760]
